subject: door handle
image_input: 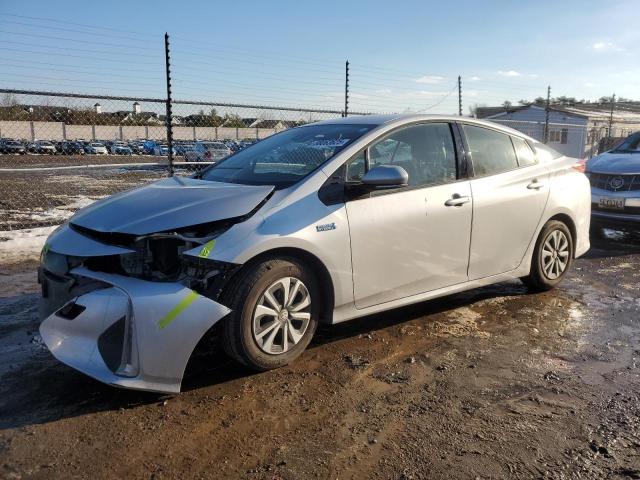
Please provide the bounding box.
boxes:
[527,179,545,190]
[445,194,470,207]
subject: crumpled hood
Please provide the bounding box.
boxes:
[587,152,640,174]
[70,177,274,235]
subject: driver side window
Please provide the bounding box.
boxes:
[344,123,458,187]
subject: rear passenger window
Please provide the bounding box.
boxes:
[511,136,537,166]
[462,125,519,176]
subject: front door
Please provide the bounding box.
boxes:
[345,122,473,309]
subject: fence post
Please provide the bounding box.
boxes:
[30,121,35,141]
[164,32,175,177]
[343,60,349,117]
[608,93,616,138]
[458,75,462,116]
[543,85,551,144]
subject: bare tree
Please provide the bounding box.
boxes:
[0,92,18,107]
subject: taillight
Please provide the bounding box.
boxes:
[572,158,587,173]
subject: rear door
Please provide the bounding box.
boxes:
[460,124,550,279]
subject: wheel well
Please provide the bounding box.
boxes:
[225,247,335,324]
[547,213,577,257]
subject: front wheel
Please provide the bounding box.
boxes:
[221,258,319,370]
[521,220,573,292]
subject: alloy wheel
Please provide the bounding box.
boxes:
[252,277,311,355]
[541,230,570,280]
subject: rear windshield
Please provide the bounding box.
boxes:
[201,123,375,189]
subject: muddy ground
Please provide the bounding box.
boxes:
[1,228,640,479]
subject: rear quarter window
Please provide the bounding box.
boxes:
[511,136,537,167]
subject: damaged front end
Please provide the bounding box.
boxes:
[38,222,238,393]
[38,178,278,393]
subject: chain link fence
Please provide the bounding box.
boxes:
[0,90,362,246]
[1,87,639,267]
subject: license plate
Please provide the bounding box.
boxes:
[598,197,625,210]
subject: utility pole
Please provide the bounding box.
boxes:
[164,32,174,177]
[543,85,551,144]
[608,93,616,139]
[343,60,349,117]
[458,76,462,116]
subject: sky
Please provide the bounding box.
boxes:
[0,0,637,115]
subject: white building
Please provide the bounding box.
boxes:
[477,104,640,158]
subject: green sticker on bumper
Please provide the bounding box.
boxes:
[198,239,216,258]
[158,291,199,329]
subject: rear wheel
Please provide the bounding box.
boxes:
[221,258,319,370]
[522,220,573,291]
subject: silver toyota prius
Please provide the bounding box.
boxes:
[38,114,591,393]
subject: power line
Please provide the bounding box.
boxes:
[0,19,157,43]
[413,84,459,113]
[0,45,162,65]
[0,13,156,38]
[0,29,159,51]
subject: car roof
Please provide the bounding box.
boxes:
[311,114,537,143]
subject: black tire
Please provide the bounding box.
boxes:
[220,257,319,371]
[522,220,574,292]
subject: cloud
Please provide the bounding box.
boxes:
[415,75,444,84]
[497,70,522,77]
[592,41,624,52]
[469,76,481,82]
[584,82,596,87]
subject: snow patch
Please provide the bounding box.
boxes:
[0,225,57,264]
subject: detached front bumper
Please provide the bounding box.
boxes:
[40,267,230,393]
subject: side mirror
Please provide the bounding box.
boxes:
[361,165,409,189]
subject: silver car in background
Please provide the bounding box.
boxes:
[85,142,108,155]
[587,131,640,226]
[38,114,591,393]
[184,141,232,162]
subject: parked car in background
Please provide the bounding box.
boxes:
[0,139,26,154]
[184,141,232,162]
[32,140,57,154]
[587,131,640,227]
[128,141,145,155]
[143,140,161,155]
[174,143,195,155]
[85,142,108,155]
[60,141,86,155]
[109,142,133,155]
[152,144,171,156]
[38,114,591,393]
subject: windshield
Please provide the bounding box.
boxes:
[201,123,375,188]
[612,132,640,153]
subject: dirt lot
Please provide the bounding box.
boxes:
[0,154,194,231]
[1,228,640,480]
